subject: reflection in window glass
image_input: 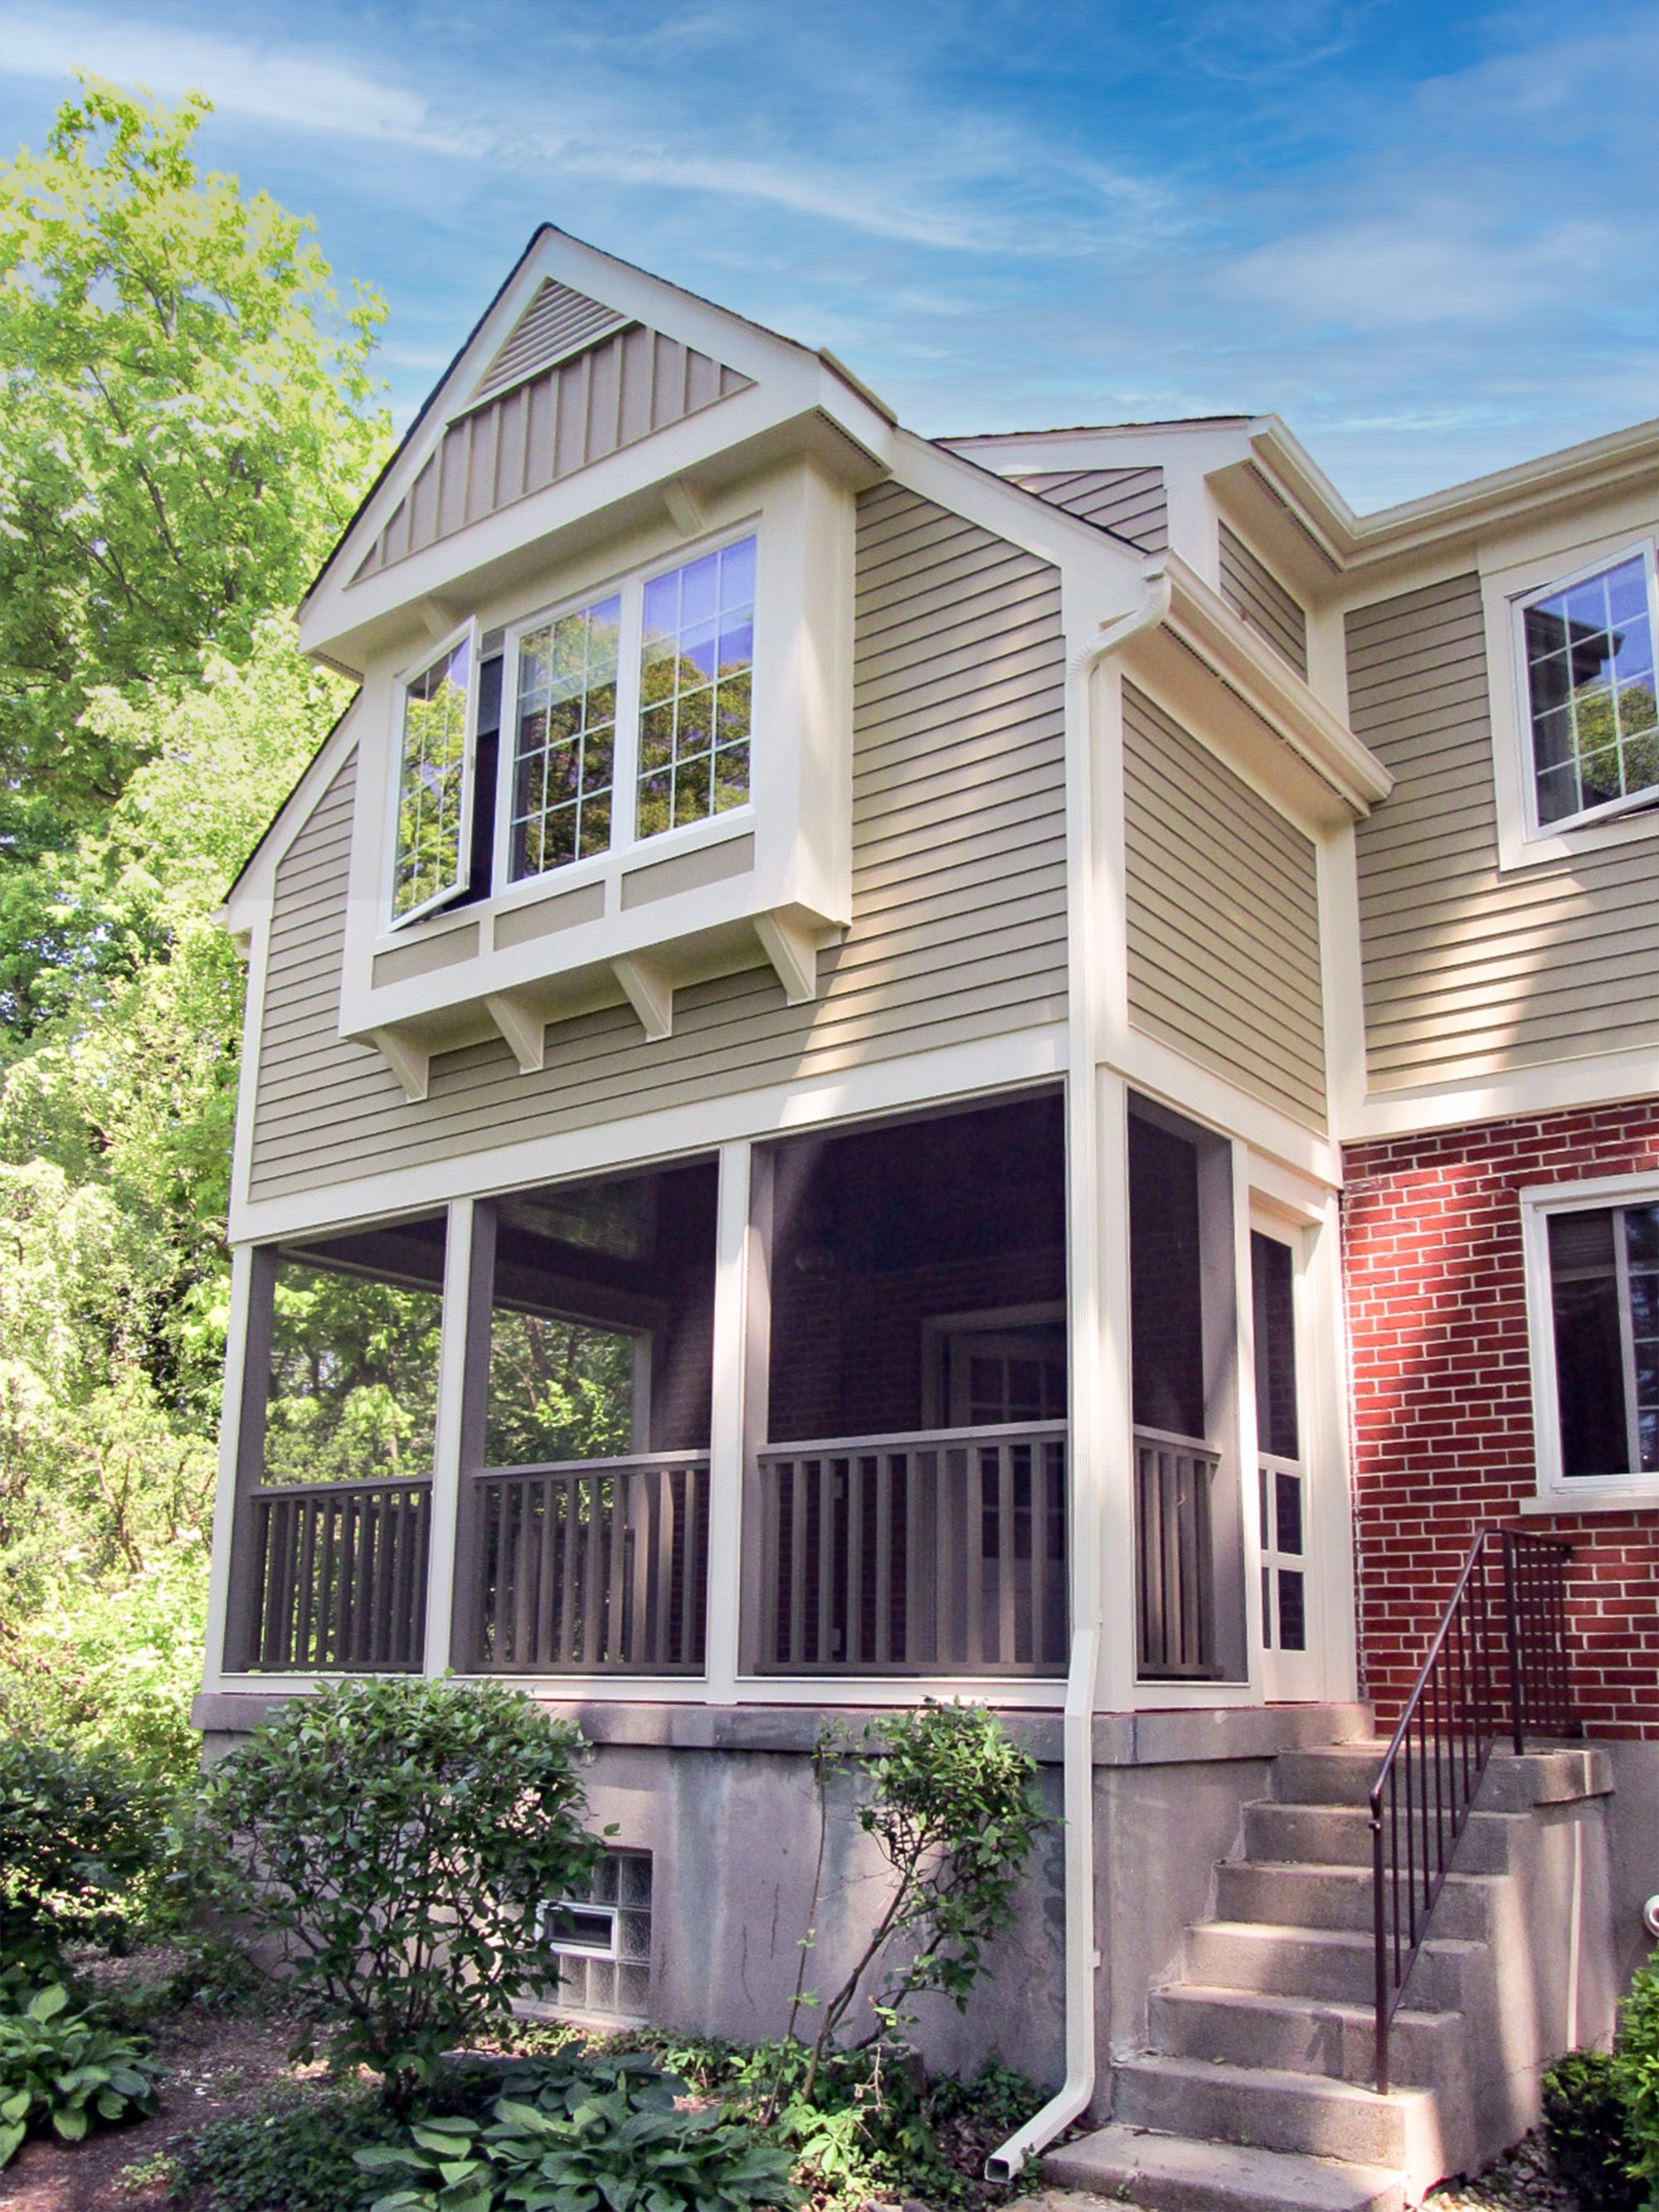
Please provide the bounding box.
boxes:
[265,1262,443,1485]
[1545,1202,1659,1476]
[486,1313,635,1466]
[393,635,472,920]
[1525,554,1658,826]
[510,597,620,878]
[637,537,755,838]
[1251,1232,1300,1461]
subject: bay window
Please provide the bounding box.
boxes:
[389,534,757,928]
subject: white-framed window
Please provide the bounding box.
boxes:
[390,622,479,926]
[1516,543,1659,834]
[387,532,757,930]
[1521,1174,1659,1508]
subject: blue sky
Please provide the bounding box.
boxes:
[1,0,1654,512]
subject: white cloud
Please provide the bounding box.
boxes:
[0,9,489,153]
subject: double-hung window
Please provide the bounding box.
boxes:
[1517,546,1659,832]
[1525,1179,1659,1501]
[387,534,756,928]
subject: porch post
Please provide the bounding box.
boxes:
[1093,1071,1139,1709]
[202,1243,274,1685]
[704,1140,755,1699]
[426,1196,495,1675]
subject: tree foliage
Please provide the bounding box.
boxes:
[0,78,386,1772]
[0,77,385,832]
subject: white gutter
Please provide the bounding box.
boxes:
[985,581,1170,2185]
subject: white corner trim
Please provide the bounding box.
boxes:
[755,912,819,1004]
[612,953,674,1040]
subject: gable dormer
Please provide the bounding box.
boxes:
[300,228,896,1099]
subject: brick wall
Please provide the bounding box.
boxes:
[1344,1102,1659,1741]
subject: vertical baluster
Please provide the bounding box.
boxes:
[506,1478,533,1671]
[576,1471,601,1670]
[785,1463,805,1668]
[935,1449,958,1667]
[256,1500,282,1668]
[996,1442,1017,1667]
[552,1475,576,1667]
[847,1454,867,1668]
[411,1486,431,1662]
[1389,1765,1403,1986]
[289,1497,315,1670]
[904,1452,926,1668]
[604,1469,630,1670]
[688,1463,710,1665]
[389,1490,412,1668]
[1404,1716,1417,1949]
[654,1465,678,1667]
[1031,1441,1051,1668]
[528,1472,555,1673]
[357,1491,379,1668]
[625,1468,649,1669]
[873,1452,893,1669]
[1431,1644,1445,1876]
[965,1440,985,1670]
[814,1456,835,1670]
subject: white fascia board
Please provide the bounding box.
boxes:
[220,700,363,937]
[1340,1042,1659,1145]
[940,419,1261,479]
[227,1021,1068,1249]
[1340,415,1659,571]
[894,431,1146,598]
[1121,552,1391,829]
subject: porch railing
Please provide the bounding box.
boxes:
[245,1477,431,1672]
[467,1453,710,1674]
[1134,1427,1220,1680]
[755,1422,1068,1675]
[1370,1526,1576,2094]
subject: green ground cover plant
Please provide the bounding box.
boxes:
[1614,1950,1659,2207]
[0,1979,160,2167]
[0,1734,170,1986]
[1542,2047,1644,2210]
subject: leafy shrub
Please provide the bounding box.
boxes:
[167,2081,410,2212]
[787,1702,1045,2098]
[193,1676,601,2103]
[0,1735,166,1983]
[1614,1949,1659,2207]
[358,2051,800,2212]
[0,1981,159,2167]
[1543,2048,1643,2210]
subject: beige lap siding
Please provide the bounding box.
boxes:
[1013,467,1169,555]
[1121,683,1326,1132]
[248,483,1069,1202]
[1347,574,1659,1092]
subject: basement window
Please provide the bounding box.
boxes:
[547,1850,653,2020]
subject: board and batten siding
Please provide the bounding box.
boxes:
[1014,468,1168,555]
[1348,573,1659,1092]
[249,484,1069,1203]
[1218,524,1308,678]
[353,320,753,584]
[1121,683,1326,1130]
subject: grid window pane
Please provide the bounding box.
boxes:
[636,537,756,839]
[1525,555,1659,824]
[393,635,471,920]
[509,596,620,881]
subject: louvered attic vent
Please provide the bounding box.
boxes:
[465,278,629,411]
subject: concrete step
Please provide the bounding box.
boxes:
[1043,2124,1405,2212]
[1243,1801,1519,1875]
[1273,1743,1606,1813]
[1149,1984,1464,2088]
[1182,1920,1479,2010]
[1215,1862,1496,1941]
[1112,2053,1440,2174]
[1273,1747,1387,1806]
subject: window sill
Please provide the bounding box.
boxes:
[1517,1486,1659,1519]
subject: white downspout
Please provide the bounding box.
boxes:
[985,1624,1099,2182]
[985,573,1171,2185]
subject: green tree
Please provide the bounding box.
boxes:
[0,76,388,1049]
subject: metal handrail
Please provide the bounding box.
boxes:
[1370,1525,1574,2093]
